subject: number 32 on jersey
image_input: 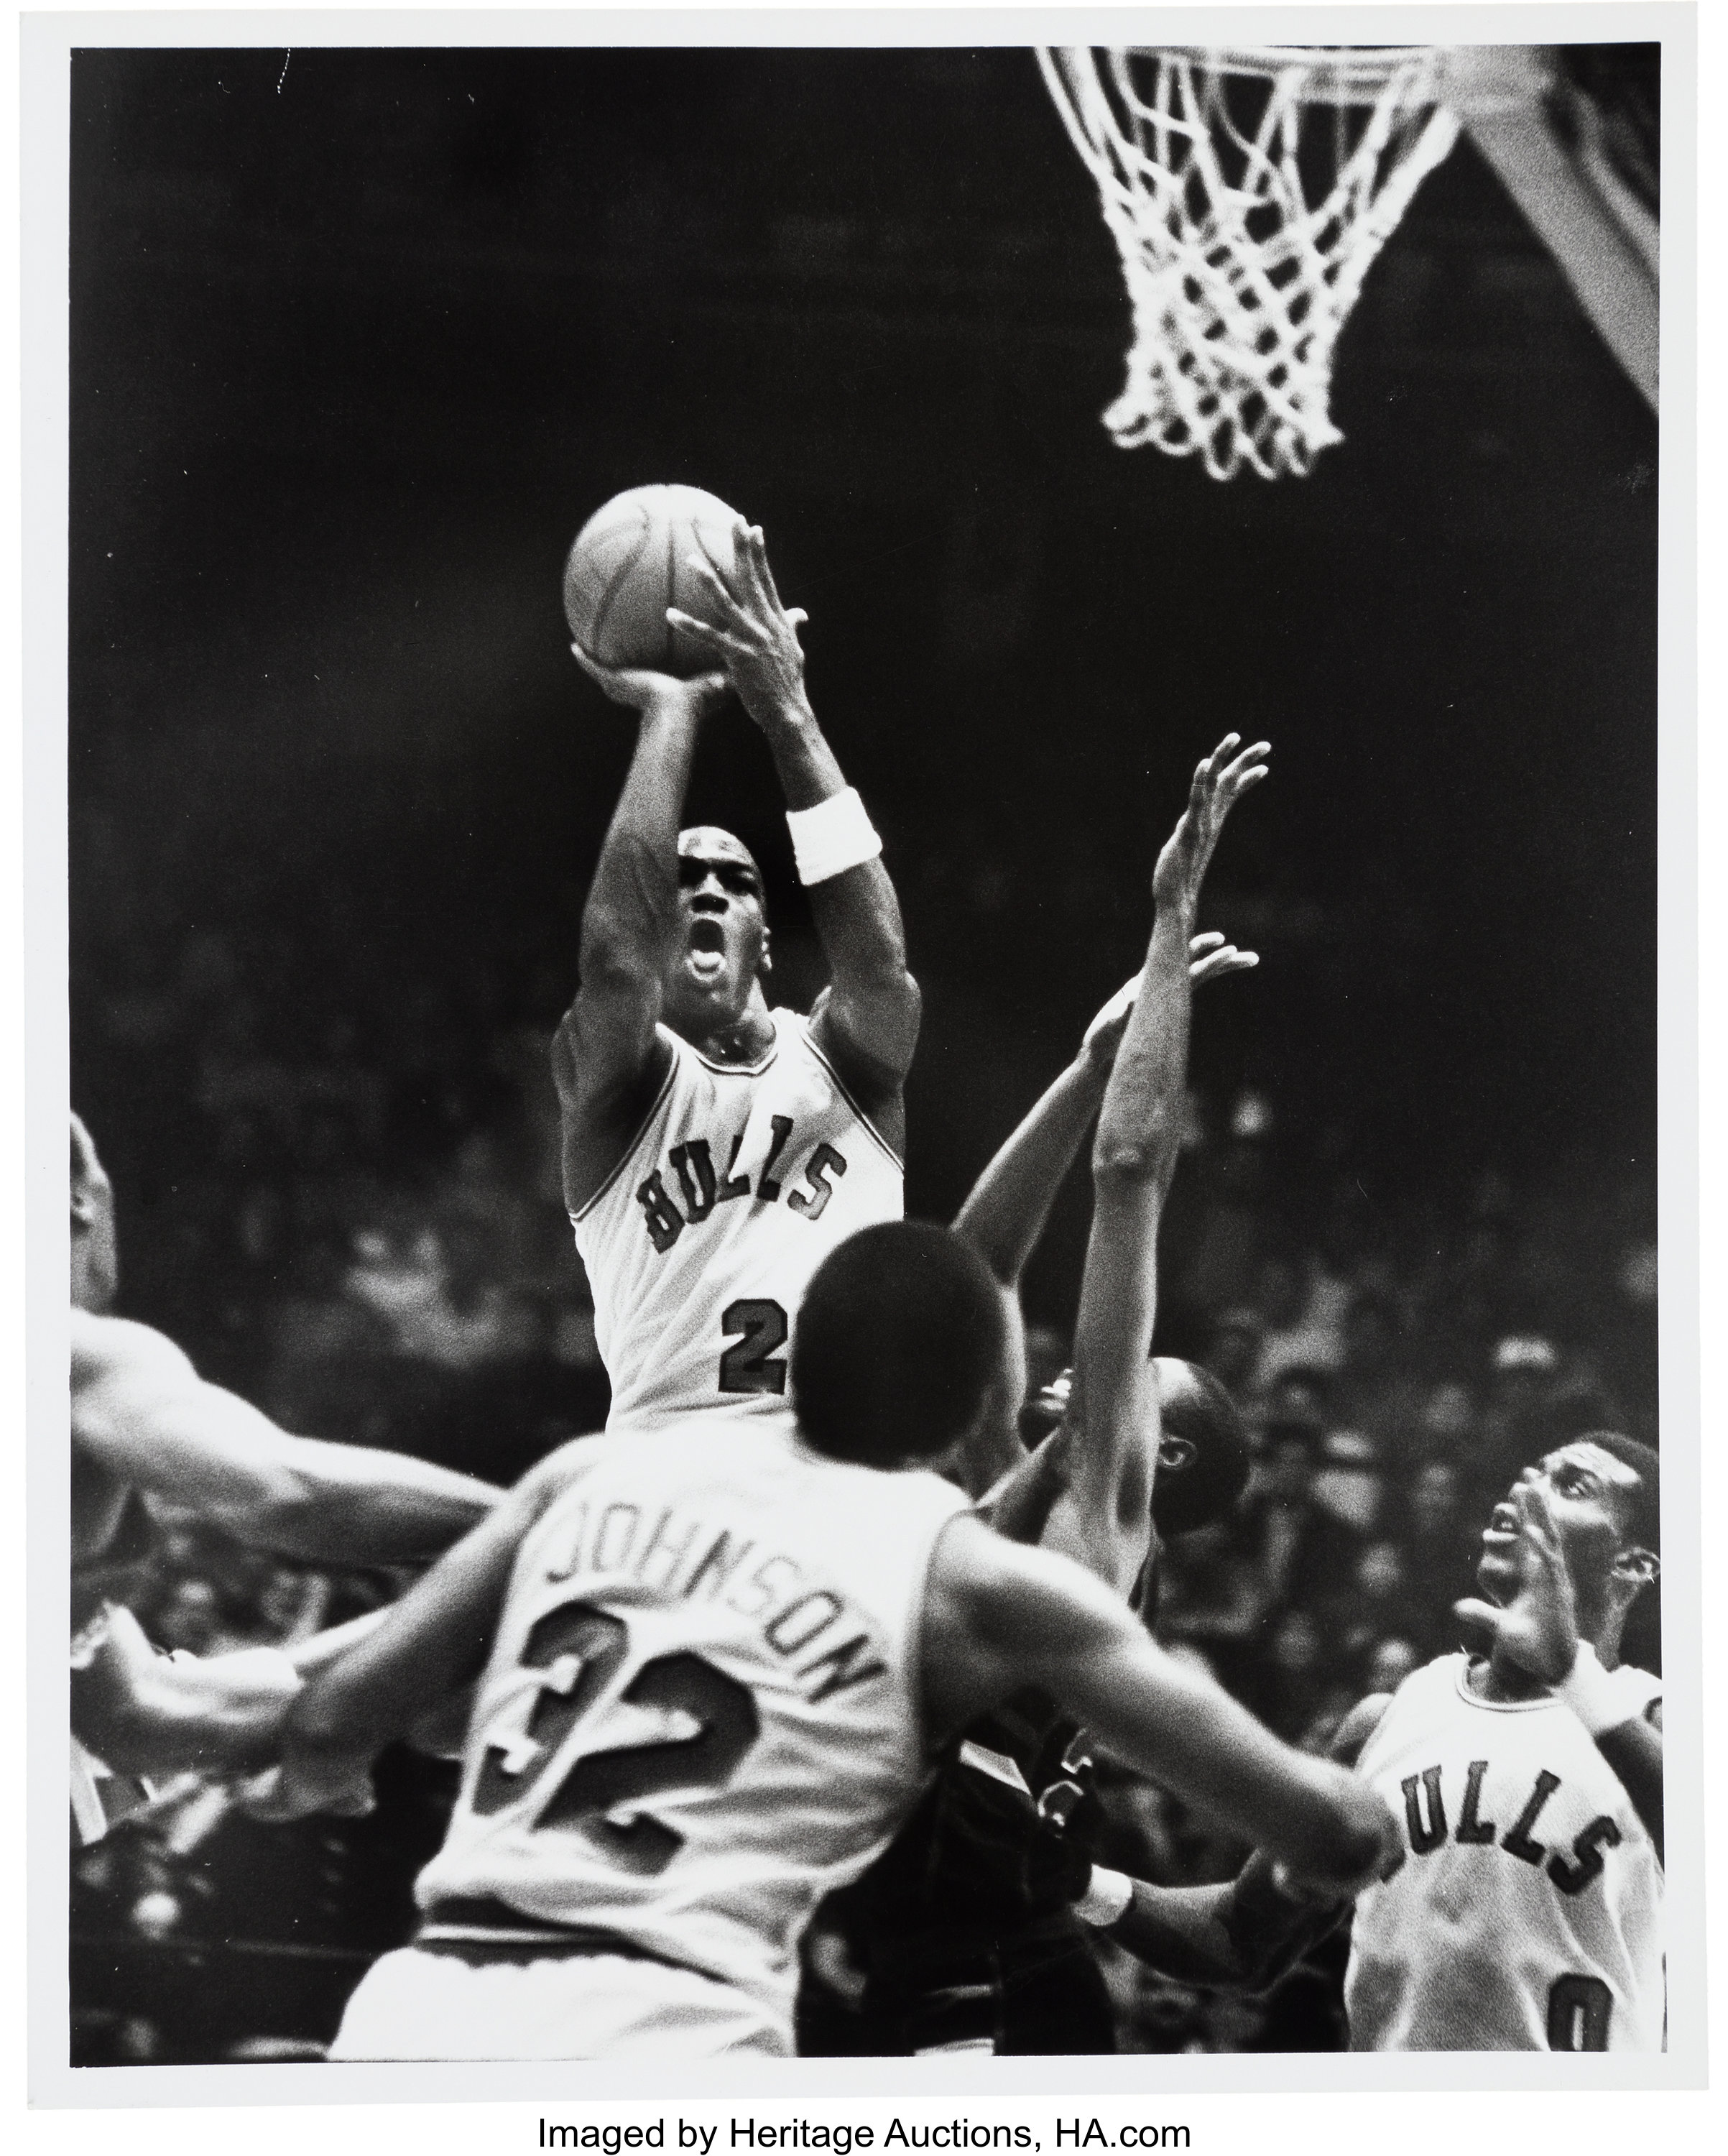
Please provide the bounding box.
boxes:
[471,1600,760,1876]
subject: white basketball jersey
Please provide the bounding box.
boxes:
[1345,1652,1663,2052]
[415,1422,967,2039]
[570,1009,903,1438]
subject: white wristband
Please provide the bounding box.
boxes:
[1556,1641,1627,1735]
[1075,1864,1135,1928]
[785,787,882,886]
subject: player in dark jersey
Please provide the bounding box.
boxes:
[820,734,1269,2055]
[829,1389,1249,2054]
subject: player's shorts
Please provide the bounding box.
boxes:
[329,1941,791,2061]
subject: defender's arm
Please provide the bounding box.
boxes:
[923,1518,1399,1897]
[1082,1864,1349,1994]
[249,1456,570,1819]
[1045,738,1269,1592]
[954,947,1254,1294]
[73,1311,500,1564]
[1078,1693,1393,1989]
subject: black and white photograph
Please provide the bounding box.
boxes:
[29,1,1700,2095]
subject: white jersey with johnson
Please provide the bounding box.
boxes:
[570,1008,902,1438]
[414,1422,967,2040]
[1344,1651,1663,2052]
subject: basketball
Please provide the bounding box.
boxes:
[562,483,744,675]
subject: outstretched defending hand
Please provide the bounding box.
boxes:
[1454,1483,1582,1686]
[666,520,813,732]
[1081,932,1261,1073]
[570,642,730,722]
[1151,733,1272,918]
[70,1603,300,1779]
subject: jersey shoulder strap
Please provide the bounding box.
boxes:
[783,1004,905,1171]
[568,1028,688,1225]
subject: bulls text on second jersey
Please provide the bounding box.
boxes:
[1345,1651,1663,2051]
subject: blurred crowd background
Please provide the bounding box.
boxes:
[68,45,1658,2062]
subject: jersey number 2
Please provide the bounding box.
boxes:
[473,1601,760,1876]
[719,1297,788,1395]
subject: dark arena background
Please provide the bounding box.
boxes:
[68,44,1659,2061]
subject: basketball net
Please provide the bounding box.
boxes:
[1038,46,1463,481]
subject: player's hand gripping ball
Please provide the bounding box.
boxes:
[563,483,745,676]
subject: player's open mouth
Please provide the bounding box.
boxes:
[686,919,727,982]
[1481,1502,1520,1548]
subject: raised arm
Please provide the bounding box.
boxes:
[670,523,920,1145]
[1044,737,1270,1593]
[551,660,730,1212]
[924,1516,1398,1898]
[953,946,1255,1294]
[73,1309,501,1565]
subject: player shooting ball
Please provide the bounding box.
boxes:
[555,513,920,1441]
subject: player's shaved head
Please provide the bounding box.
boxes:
[1150,1358,1252,1536]
[794,1222,1009,1470]
[1025,1358,1251,1538]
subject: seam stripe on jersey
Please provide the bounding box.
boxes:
[1449,1659,1663,1720]
[570,1049,682,1225]
[800,1023,905,1171]
[1450,1659,1564,1713]
[686,1025,782,1079]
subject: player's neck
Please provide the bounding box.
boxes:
[679,985,776,1066]
[1469,1608,1625,1703]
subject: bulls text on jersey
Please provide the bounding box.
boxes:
[634,1118,849,1255]
[571,1013,903,1437]
[1380,1756,1627,1897]
[1345,1653,1663,2052]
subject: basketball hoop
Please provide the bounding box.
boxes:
[1038,45,1468,480]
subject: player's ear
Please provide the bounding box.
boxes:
[758,926,772,977]
[1613,1544,1659,1588]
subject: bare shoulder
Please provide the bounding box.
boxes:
[71,1309,194,1391]
[1328,1691,1394,1767]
